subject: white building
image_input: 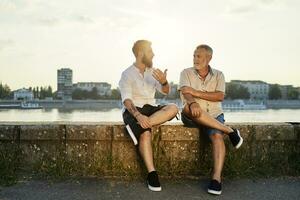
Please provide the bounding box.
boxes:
[14,88,33,100]
[232,80,269,100]
[73,82,112,96]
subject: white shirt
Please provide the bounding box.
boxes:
[119,64,167,111]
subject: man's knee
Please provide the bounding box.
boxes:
[210,133,224,143]
[139,131,151,141]
[165,104,178,115]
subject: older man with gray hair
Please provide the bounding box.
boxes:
[179,44,243,195]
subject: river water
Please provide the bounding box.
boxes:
[0,108,299,123]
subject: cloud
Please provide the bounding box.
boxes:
[229,5,257,14]
[0,0,27,11]
[226,0,282,14]
[71,15,94,24]
[35,15,94,27]
[37,18,60,26]
[0,39,14,51]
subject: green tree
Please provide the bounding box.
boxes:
[288,89,299,100]
[0,83,11,99]
[90,87,99,99]
[47,86,53,97]
[72,89,87,100]
[268,84,282,100]
[110,89,121,99]
[226,83,250,99]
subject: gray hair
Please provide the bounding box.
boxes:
[196,44,213,56]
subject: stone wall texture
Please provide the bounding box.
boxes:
[1,122,299,178]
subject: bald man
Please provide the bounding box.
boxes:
[119,40,178,192]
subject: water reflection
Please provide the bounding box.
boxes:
[0,108,299,122]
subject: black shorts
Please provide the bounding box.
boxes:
[122,104,166,140]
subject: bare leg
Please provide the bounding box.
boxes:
[210,133,225,182]
[149,104,178,126]
[138,104,177,173]
[183,105,233,134]
[139,130,155,172]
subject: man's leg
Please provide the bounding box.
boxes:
[139,130,162,192]
[139,130,155,172]
[210,133,225,182]
[137,104,178,172]
[183,105,233,134]
[148,104,178,126]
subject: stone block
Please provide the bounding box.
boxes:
[20,125,64,141]
[67,125,112,141]
[160,125,199,141]
[0,125,19,141]
[254,123,296,141]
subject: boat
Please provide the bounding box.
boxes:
[20,102,43,109]
[0,104,21,109]
[222,100,266,110]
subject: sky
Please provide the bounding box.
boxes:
[0,0,299,91]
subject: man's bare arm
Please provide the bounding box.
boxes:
[181,86,224,102]
[123,99,151,128]
[123,99,141,118]
[193,91,224,102]
[180,91,202,118]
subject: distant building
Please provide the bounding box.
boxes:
[73,82,112,96]
[232,80,269,100]
[57,68,73,100]
[14,88,33,100]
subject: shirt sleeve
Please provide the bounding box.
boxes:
[118,72,132,102]
[179,70,191,89]
[216,72,225,93]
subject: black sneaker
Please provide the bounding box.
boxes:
[147,171,162,192]
[229,128,243,149]
[207,179,222,195]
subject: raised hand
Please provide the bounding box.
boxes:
[152,68,167,84]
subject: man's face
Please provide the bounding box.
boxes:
[142,46,154,68]
[193,48,211,70]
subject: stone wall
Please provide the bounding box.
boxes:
[1,122,299,180]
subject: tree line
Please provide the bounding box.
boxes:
[0,82,299,100]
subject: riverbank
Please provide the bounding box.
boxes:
[1,99,300,109]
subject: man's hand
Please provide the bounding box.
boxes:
[189,102,202,118]
[152,68,167,84]
[181,86,197,96]
[136,114,152,129]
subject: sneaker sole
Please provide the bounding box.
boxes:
[125,125,138,145]
[207,189,222,195]
[235,129,243,149]
[148,184,162,192]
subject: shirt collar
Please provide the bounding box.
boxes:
[194,65,214,78]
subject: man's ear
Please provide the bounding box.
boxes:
[207,55,212,62]
[137,51,144,59]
